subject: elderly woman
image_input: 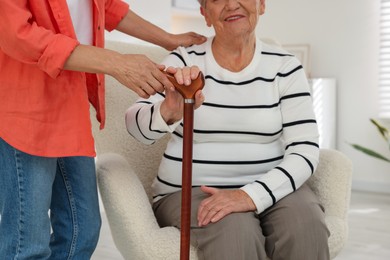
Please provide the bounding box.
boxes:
[125,0,329,259]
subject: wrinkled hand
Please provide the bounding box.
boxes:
[197,186,256,227]
[164,32,207,51]
[111,54,174,98]
[160,66,205,124]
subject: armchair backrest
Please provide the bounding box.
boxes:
[92,41,169,200]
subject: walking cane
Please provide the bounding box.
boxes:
[164,71,205,260]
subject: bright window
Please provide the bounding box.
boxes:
[380,0,390,118]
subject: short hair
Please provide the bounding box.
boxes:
[198,0,205,7]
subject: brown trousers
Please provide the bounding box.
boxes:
[153,184,330,260]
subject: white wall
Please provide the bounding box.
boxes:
[105,0,172,44]
[113,0,390,194]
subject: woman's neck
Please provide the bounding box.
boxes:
[211,35,256,72]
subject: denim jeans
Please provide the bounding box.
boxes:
[0,138,101,259]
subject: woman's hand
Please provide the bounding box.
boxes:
[160,66,205,124]
[197,186,256,227]
[116,10,206,52]
[111,54,174,99]
[163,32,207,51]
[64,45,174,99]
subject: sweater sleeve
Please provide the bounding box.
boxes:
[241,57,320,214]
[125,95,182,145]
[125,47,189,144]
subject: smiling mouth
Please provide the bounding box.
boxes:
[225,15,244,22]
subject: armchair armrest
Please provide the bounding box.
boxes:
[307,149,353,259]
[96,153,198,260]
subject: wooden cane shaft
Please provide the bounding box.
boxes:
[180,101,194,260]
[161,70,204,260]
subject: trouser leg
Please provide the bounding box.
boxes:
[153,184,329,260]
[49,156,101,260]
[260,183,330,260]
[0,138,56,259]
[153,187,268,260]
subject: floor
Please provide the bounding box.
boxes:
[333,191,390,260]
[92,190,390,260]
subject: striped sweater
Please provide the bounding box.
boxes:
[125,37,319,214]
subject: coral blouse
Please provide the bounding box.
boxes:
[0,0,129,157]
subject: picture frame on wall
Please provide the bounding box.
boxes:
[282,44,311,78]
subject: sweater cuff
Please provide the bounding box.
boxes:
[152,102,182,132]
[240,184,266,214]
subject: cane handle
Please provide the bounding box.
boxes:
[163,71,205,100]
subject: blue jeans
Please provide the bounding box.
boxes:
[0,138,101,259]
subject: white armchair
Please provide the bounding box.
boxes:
[92,40,353,260]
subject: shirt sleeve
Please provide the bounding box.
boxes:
[0,1,79,78]
[104,0,130,31]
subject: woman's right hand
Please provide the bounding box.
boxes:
[160,66,205,125]
[110,53,174,99]
[63,45,174,98]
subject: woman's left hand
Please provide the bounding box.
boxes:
[160,66,204,124]
[164,32,207,51]
[197,186,256,227]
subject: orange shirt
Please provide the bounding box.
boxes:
[0,0,129,157]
